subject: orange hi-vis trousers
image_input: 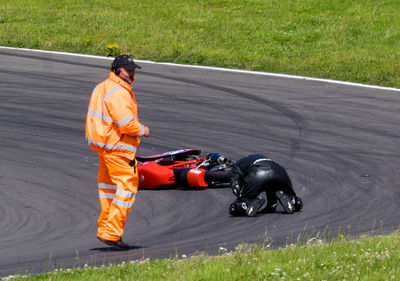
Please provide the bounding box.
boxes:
[97,152,138,241]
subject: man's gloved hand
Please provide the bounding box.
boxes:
[143,125,150,137]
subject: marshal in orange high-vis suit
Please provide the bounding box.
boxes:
[86,55,149,250]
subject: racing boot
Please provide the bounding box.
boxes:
[276,191,295,214]
[247,197,266,217]
[97,236,130,251]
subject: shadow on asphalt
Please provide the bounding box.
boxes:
[90,245,145,252]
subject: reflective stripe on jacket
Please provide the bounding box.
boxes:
[85,72,145,159]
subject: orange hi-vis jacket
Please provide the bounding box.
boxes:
[86,72,146,159]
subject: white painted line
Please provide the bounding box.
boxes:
[1,46,399,92]
[0,46,113,61]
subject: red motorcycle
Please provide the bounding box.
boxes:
[136,149,232,189]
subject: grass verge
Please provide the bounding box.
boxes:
[6,232,400,281]
[1,0,400,88]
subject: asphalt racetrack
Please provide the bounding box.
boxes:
[1,48,399,277]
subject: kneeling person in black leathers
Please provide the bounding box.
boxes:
[229,154,303,217]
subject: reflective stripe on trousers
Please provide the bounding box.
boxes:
[97,152,138,241]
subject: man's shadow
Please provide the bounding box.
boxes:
[90,245,146,252]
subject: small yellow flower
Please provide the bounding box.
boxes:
[107,43,119,49]
[106,44,121,57]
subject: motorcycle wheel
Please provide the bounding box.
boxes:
[204,168,231,186]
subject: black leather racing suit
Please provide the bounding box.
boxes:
[230,154,299,212]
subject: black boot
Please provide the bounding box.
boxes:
[247,197,266,217]
[97,236,130,251]
[276,191,294,214]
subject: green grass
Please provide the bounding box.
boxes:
[1,0,400,87]
[7,232,400,281]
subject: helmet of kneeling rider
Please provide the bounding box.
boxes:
[291,196,303,212]
[229,199,249,216]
